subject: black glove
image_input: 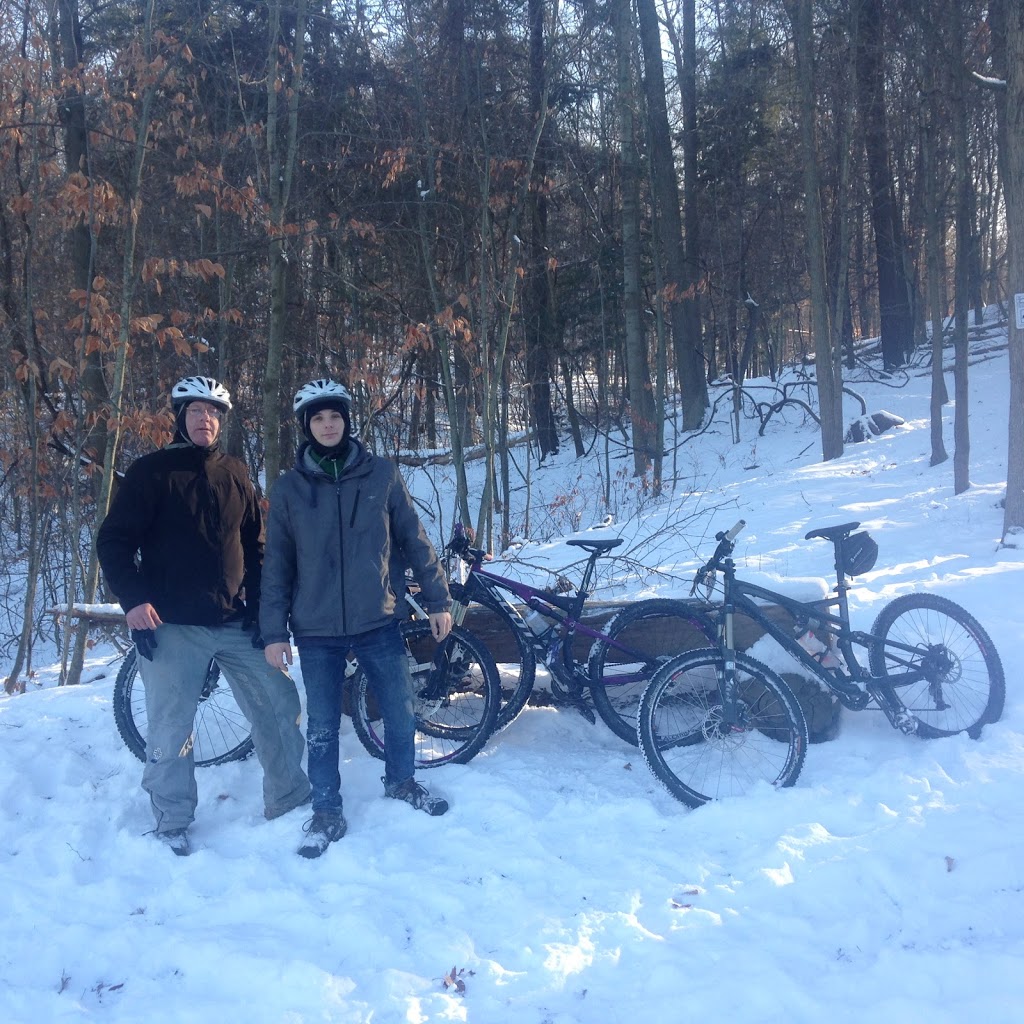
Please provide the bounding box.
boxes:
[132,629,158,661]
[241,601,264,649]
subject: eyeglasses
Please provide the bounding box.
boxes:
[185,403,224,421]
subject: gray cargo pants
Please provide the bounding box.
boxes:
[138,621,310,832]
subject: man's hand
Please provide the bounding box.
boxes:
[264,642,293,672]
[428,611,452,642]
[126,603,162,631]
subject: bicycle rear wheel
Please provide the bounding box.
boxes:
[351,621,500,767]
[638,649,807,808]
[112,648,254,767]
[587,599,718,744]
[868,593,1005,739]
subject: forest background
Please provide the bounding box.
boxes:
[1,0,1023,692]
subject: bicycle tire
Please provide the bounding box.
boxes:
[638,648,808,808]
[112,648,255,767]
[461,589,537,730]
[868,593,1005,739]
[587,598,718,744]
[350,620,501,767]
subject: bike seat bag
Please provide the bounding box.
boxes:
[841,531,878,576]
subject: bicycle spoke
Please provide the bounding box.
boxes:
[639,651,807,807]
[869,594,1004,738]
[352,622,499,767]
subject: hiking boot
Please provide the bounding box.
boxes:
[382,777,449,816]
[297,812,348,859]
[157,827,192,857]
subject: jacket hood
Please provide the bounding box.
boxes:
[292,437,371,508]
[293,437,369,477]
[168,436,220,459]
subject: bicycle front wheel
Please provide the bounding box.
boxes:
[638,649,807,808]
[455,588,537,730]
[868,593,1005,739]
[588,599,718,745]
[351,621,501,767]
[112,648,254,767]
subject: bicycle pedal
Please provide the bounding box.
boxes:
[893,711,919,735]
[574,703,597,725]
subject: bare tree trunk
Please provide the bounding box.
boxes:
[635,0,707,429]
[921,43,949,468]
[262,0,308,495]
[4,371,41,695]
[67,0,174,685]
[950,1,971,495]
[855,0,915,370]
[662,0,704,420]
[993,0,1024,536]
[52,0,106,478]
[524,0,560,460]
[790,0,844,460]
[614,0,657,477]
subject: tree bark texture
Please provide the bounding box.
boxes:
[855,0,915,370]
[636,0,708,429]
[791,0,844,460]
[995,0,1024,536]
[614,0,658,476]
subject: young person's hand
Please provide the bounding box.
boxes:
[428,611,452,642]
[264,642,293,672]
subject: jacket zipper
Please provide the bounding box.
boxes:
[336,482,347,634]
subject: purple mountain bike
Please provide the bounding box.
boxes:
[444,524,717,744]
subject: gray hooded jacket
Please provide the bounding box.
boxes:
[260,439,450,644]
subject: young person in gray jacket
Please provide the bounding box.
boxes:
[260,379,453,858]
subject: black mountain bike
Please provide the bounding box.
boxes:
[638,520,1005,807]
[444,524,717,743]
[348,618,501,768]
[115,619,501,770]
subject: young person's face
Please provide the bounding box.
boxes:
[309,408,346,447]
[184,400,223,447]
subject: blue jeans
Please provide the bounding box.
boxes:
[298,622,416,814]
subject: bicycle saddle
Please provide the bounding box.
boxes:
[805,522,860,542]
[566,538,624,552]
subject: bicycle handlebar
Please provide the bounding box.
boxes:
[446,524,487,565]
[691,519,746,594]
[720,519,746,542]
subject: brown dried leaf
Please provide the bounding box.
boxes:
[442,965,467,995]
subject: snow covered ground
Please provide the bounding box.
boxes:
[2,316,1022,1022]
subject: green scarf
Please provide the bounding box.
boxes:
[308,447,352,481]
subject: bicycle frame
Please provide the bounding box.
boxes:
[451,544,619,690]
[706,524,933,732]
[446,527,705,694]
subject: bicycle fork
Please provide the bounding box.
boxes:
[717,601,747,731]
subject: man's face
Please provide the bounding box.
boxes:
[184,400,223,447]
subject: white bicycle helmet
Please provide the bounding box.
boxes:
[171,375,233,411]
[293,378,352,420]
